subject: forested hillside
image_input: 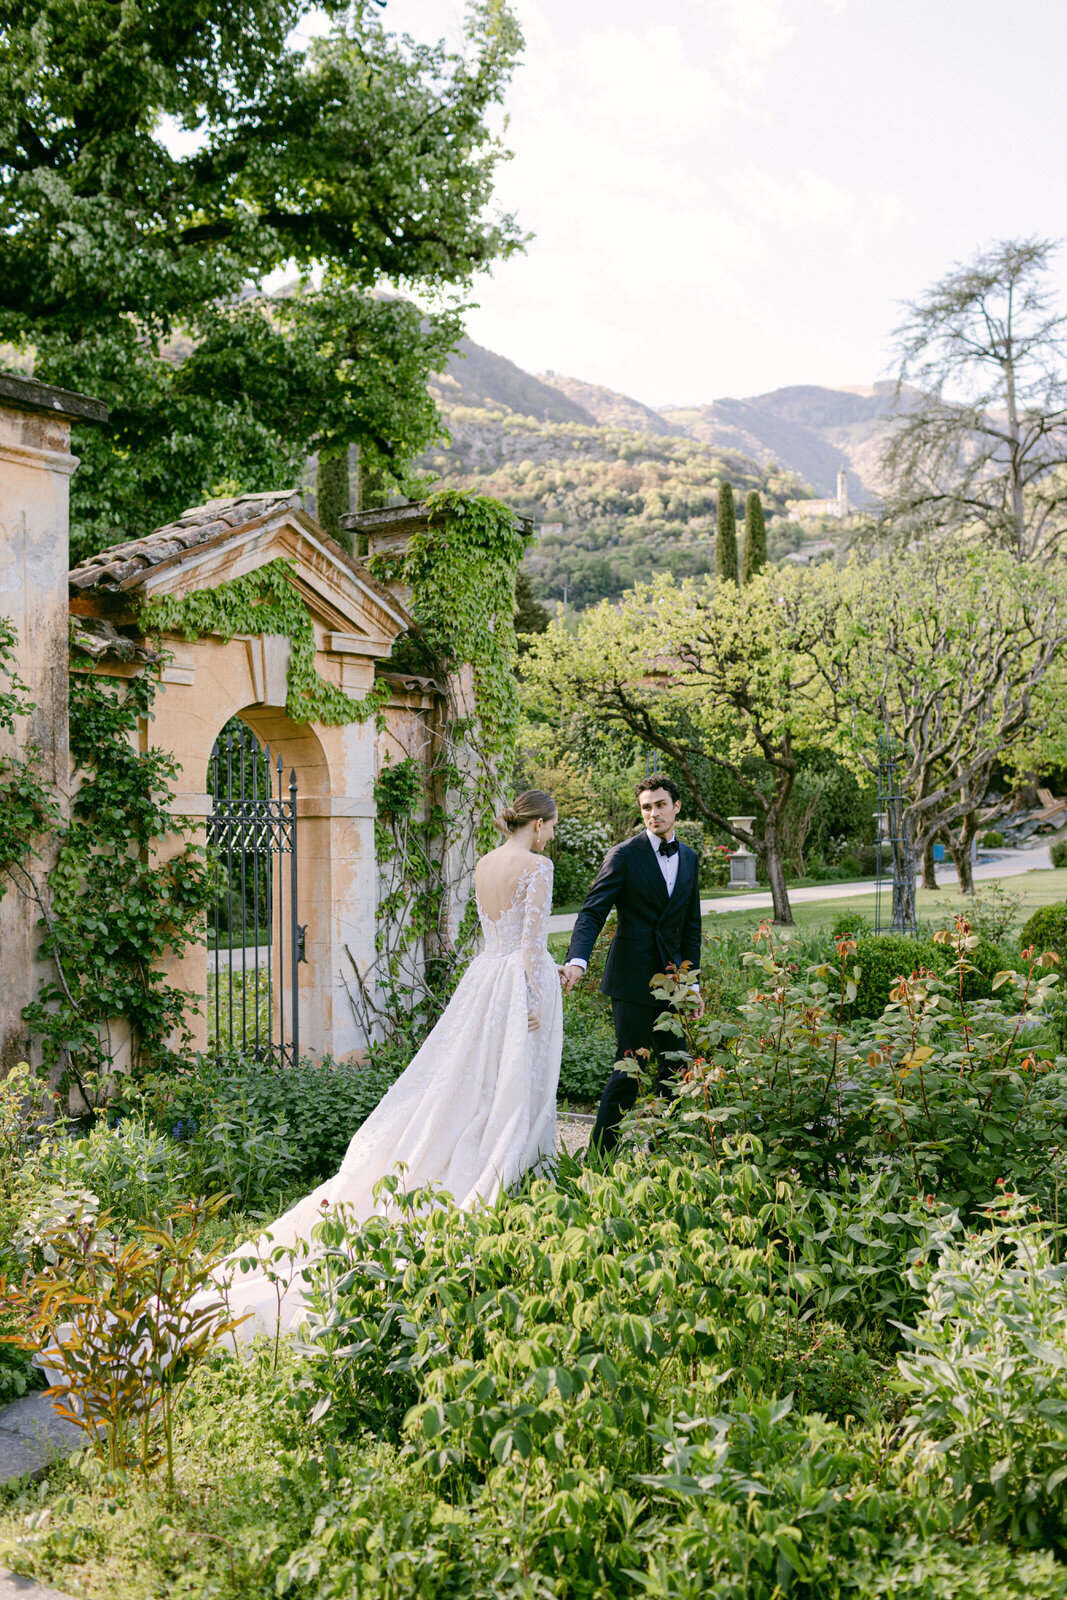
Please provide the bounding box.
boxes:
[419,403,811,607]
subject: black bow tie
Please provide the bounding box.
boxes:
[658,838,679,858]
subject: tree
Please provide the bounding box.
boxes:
[883,238,1067,562]
[716,483,738,584]
[525,571,855,923]
[807,551,1067,898]
[741,490,767,584]
[0,0,523,559]
[513,570,550,653]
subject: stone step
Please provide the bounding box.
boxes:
[0,1393,82,1488]
[0,1567,81,1600]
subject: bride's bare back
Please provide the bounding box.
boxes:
[474,844,541,923]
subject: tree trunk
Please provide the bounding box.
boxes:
[947,810,979,894]
[891,823,918,932]
[760,811,794,925]
[921,834,938,891]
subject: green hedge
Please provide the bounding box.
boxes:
[1020,903,1067,964]
[844,932,1007,1019]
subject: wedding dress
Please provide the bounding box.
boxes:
[201,853,563,1341]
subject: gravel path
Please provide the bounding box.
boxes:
[557,1114,592,1159]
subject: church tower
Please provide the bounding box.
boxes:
[836,466,850,518]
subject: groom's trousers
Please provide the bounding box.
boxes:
[588,999,686,1155]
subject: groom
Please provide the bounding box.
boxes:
[561,777,703,1154]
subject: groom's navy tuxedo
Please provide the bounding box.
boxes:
[565,831,702,1152]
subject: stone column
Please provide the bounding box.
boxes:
[0,375,107,1077]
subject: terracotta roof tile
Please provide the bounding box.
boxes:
[69,492,302,592]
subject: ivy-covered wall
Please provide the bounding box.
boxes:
[362,490,534,1041]
[4,485,532,1092]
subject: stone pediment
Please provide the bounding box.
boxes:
[69,491,412,657]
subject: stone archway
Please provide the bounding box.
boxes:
[69,491,414,1064]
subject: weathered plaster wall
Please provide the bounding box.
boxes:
[0,381,104,1077]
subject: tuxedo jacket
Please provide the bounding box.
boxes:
[565,832,702,1008]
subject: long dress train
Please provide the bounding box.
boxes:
[202,854,563,1339]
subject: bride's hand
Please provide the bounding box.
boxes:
[528,1011,540,1031]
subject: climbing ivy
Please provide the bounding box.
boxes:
[20,668,214,1101]
[137,559,388,727]
[370,489,532,846]
[353,491,533,1045]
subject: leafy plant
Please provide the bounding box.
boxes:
[559,995,615,1103]
[0,620,61,895]
[1051,837,1067,870]
[642,921,1067,1211]
[18,670,213,1100]
[144,1053,403,1205]
[0,1197,244,1494]
[898,1198,1067,1548]
[30,1118,190,1226]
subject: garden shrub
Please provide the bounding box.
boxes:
[277,1156,955,1598]
[856,1542,1067,1600]
[559,995,614,1103]
[1051,837,1067,869]
[697,927,751,1015]
[31,1117,190,1225]
[547,815,611,906]
[751,1314,885,1425]
[898,1203,1067,1549]
[673,820,705,856]
[643,927,1067,1211]
[829,907,871,941]
[947,881,1020,945]
[1020,902,1067,967]
[981,828,1006,848]
[844,931,1006,1019]
[290,1155,791,1444]
[147,1054,403,1205]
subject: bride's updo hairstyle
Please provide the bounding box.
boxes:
[494,789,557,839]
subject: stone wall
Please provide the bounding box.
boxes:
[0,376,106,1077]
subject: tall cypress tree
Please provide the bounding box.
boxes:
[716,483,738,585]
[742,490,768,584]
[317,450,351,551]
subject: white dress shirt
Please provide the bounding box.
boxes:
[648,827,679,895]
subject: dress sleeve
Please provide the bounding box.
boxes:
[521,857,554,1029]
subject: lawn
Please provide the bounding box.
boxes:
[547,867,1067,963]
[700,867,1067,937]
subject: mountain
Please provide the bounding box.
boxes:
[431,339,903,504]
[418,401,812,608]
[536,372,685,438]
[660,384,908,504]
[412,337,910,608]
[430,336,594,425]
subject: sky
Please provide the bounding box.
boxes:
[357,0,1067,410]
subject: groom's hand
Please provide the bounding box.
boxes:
[561,962,584,994]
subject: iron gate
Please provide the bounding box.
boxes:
[207,723,301,1065]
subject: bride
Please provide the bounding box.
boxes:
[203,789,564,1340]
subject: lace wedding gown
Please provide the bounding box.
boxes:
[202,854,563,1340]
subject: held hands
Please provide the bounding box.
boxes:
[560,963,584,996]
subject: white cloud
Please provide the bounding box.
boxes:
[701,0,797,94]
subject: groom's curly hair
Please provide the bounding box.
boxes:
[634,774,681,804]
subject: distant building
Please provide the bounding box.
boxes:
[791,466,851,522]
[783,540,837,566]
